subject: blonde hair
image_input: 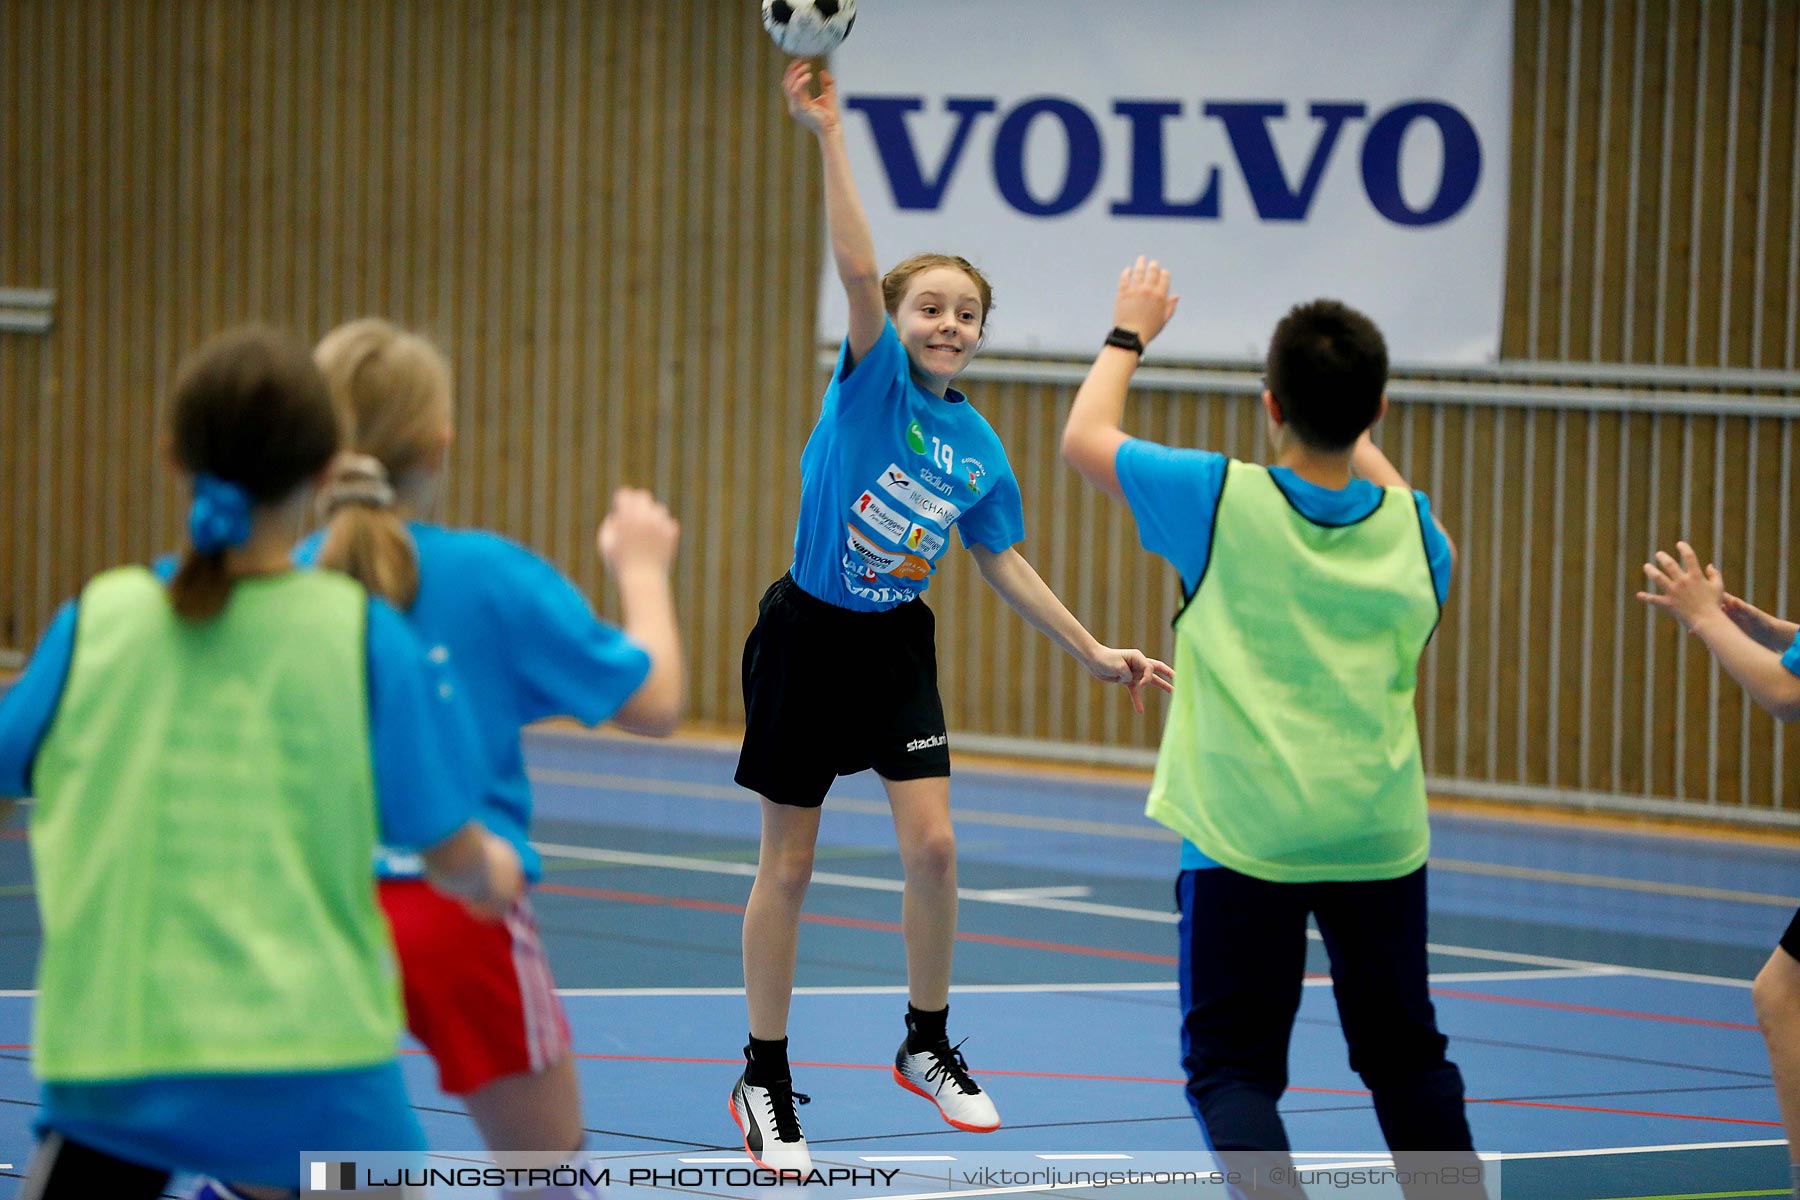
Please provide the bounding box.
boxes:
[312,318,452,609]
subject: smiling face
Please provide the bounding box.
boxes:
[893,266,985,392]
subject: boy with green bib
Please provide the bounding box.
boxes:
[1063,261,1479,1198]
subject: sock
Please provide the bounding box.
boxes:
[906,1003,949,1052]
[1790,1161,1798,1199]
[745,1035,791,1086]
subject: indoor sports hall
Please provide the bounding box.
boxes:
[2,3,1798,1200]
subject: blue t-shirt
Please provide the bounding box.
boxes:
[298,524,652,880]
[1784,630,1800,678]
[790,318,1027,611]
[1115,439,1455,871]
[0,584,473,853]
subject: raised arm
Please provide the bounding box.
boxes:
[1351,431,1458,570]
[1639,542,1800,722]
[967,544,1174,713]
[1721,592,1800,653]
[598,487,685,737]
[1061,257,1180,500]
[784,60,885,362]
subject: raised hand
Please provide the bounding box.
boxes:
[1637,541,1726,632]
[782,59,841,137]
[1112,256,1180,347]
[1086,646,1177,714]
[598,487,681,576]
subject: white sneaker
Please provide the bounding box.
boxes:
[894,1037,1001,1132]
[730,1069,813,1173]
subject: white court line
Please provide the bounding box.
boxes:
[1035,1153,1133,1160]
[678,1156,754,1164]
[532,840,1756,988]
[0,968,1705,1003]
[860,1155,957,1163]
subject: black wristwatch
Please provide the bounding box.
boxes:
[1105,326,1146,357]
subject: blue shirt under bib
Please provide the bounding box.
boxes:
[790,318,1026,611]
[1115,439,1456,872]
[297,524,651,881]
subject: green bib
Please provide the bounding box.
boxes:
[30,567,401,1080]
[1145,463,1440,882]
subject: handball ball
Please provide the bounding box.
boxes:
[762,0,857,58]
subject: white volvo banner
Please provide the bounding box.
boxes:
[820,0,1513,366]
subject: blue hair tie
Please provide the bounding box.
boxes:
[188,474,253,554]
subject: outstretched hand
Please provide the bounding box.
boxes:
[1112,256,1180,347]
[1636,541,1725,632]
[1087,646,1176,714]
[782,59,840,136]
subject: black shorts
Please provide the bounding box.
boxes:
[1782,907,1800,959]
[735,574,950,808]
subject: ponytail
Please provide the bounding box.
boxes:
[168,550,232,621]
[168,472,258,622]
[317,453,419,609]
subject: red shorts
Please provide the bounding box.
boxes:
[379,879,572,1096]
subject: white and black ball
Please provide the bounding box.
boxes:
[761,0,857,58]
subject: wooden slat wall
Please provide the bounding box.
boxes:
[0,0,820,730]
[3,1,1798,816]
[1507,0,1800,366]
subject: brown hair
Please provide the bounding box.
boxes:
[880,253,995,332]
[166,325,341,620]
[312,318,453,610]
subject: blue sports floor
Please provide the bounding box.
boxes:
[0,728,1790,1198]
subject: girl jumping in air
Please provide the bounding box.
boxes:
[728,61,1174,1172]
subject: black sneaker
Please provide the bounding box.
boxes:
[894,1036,1001,1131]
[729,1069,813,1172]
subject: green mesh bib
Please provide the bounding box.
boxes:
[1145,463,1440,882]
[30,567,400,1080]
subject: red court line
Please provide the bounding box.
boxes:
[534,881,1178,965]
[535,884,1740,1020]
[1428,987,1759,1032]
[1471,1097,1781,1127]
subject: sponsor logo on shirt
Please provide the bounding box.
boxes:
[960,456,987,494]
[917,466,957,497]
[846,525,933,580]
[907,733,948,752]
[853,490,912,543]
[840,554,919,604]
[906,419,928,454]
[881,463,961,525]
[905,523,945,557]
